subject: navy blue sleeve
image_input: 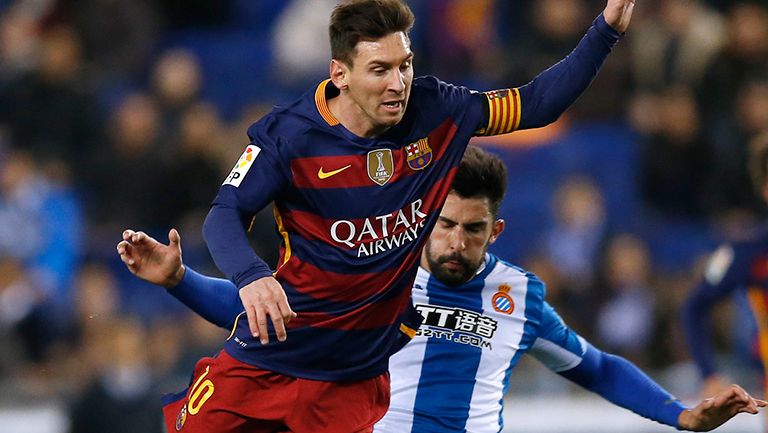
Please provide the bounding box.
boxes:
[681,244,744,379]
[203,117,291,288]
[517,14,622,129]
[559,344,687,428]
[167,267,244,329]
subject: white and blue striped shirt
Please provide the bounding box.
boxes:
[375,253,587,433]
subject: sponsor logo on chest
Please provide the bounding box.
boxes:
[330,199,429,258]
[414,303,499,349]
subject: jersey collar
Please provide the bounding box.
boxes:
[314,79,340,126]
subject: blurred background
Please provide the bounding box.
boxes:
[0,0,766,432]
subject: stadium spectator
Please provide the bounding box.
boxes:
[68,316,163,433]
[0,25,102,177]
[150,48,204,149]
[639,86,712,216]
[629,0,725,90]
[596,233,656,365]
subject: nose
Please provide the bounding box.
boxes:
[448,228,466,252]
[388,70,405,94]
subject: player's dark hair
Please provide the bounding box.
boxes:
[329,0,415,67]
[749,131,768,193]
[451,146,508,217]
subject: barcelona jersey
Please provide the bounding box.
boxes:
[207,15,621,382]
[213,76,514,381]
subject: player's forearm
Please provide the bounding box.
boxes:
[203,203,274,289]
[167,267,243,329]
[680,287,720,379]
[517,14,622,129]
[560,345,687,428]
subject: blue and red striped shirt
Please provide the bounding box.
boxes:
[211,76,486,380]
[203,15,622,381]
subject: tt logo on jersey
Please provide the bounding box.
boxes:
[415,304,499,349]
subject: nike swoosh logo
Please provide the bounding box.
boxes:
[318,164,352,179]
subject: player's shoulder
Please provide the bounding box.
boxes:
[411,75,480,103]
[246,104,315,145]
[487,254,546,297]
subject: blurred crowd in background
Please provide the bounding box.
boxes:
[0,0,767,432]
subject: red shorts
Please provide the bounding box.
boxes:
[162,350,390,433]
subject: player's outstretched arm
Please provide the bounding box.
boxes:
[678,384,766,432]
[475,1,635,136]
[557,345,764,431]
[530,302,762,430]
[117,228,243,329]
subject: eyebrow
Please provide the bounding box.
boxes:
[368,53,414,68]
[438,216,488,229]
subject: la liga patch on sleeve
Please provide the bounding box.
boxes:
[223,145,261,187]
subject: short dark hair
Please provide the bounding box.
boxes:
[749,131,768,193]
[451,146,508,217]
[329,0,415,67]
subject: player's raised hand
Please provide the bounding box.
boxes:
[239,276,296,344]
[603,0,635,33]
[117,228,185,288]
[678,384,766,431]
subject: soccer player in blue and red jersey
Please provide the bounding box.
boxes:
[120,146,764,432]
[682,132,768,431]
[135,0,637,431]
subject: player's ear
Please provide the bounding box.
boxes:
[330,59,349,91]
[488,219,505,245]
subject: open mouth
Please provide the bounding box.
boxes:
[382,101,402,112]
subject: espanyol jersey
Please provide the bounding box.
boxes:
[375,254,588,433]
[214,77,522,381]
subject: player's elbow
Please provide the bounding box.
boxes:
[202,208,215,243]
[533,111,563,129]
[202,204,227,247]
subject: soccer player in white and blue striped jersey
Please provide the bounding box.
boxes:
[118,146,763,432]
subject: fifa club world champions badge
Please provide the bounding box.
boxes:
[367,148,394,186]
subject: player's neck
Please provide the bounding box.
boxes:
[327,94,388,139]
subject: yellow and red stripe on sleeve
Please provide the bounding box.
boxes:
[476,88,522,136]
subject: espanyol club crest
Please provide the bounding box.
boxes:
[367,149,394,186]
[405,137,432,170]
[492,283,514,315]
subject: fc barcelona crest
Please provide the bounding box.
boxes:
[405,138,432,170]
[492,283,514,315]
[367,149,394,186]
